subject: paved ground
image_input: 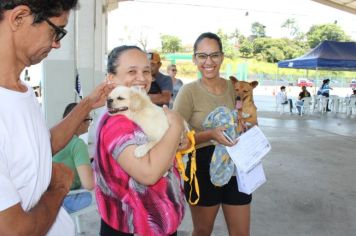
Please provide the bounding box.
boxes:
[76,96,356,236]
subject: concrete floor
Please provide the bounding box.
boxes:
[76,96,356,236]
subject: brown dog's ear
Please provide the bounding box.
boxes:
[250,81,258,88]
[229,76,238,84]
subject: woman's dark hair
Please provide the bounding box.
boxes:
[0,0,78,22]
[193,32,223,53]
[322,79,330,85]
[63,102,77,118]
[107,45,142,75]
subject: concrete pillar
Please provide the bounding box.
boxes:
[81,0,108,156]
[42,13,76,128]
[77,0,95,97]
[95,0,108,84]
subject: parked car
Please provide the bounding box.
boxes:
[297,78,313,87]
[350,79,356,88]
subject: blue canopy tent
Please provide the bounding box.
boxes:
[277,41,356,90]
[278,41,356,71]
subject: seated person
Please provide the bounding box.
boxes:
[147,52,173,107]
[276,86,293,113]
[53,103,94,213]
[296,86,311,115]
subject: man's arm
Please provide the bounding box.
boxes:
[50,82,114,155]
[148,75,173,106]
[149,90,172,106]
[0,163,73,236]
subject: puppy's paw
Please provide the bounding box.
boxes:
[134,145,148,158]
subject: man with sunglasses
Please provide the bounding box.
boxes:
[0,1,114,235]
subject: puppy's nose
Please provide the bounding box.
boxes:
[236,96,241,101]
[107,98,113,108]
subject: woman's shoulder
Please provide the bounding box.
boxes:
[99,114,138,136]
[176,78,184,85]
[184,79,199,87]
[179,80,200,93]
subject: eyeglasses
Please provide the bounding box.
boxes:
[43,18,67,42]
[171,69,177,72]
[83,118,93,124]
[194,52,223,63]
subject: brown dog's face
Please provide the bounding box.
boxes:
[229,76,258,101]
[106,86,151,116]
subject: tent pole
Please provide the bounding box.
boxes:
[275,67,279,96]
[315,67,319,95]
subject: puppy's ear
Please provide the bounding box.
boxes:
[129,89,149,111]
[229,76,238,84]
[250,81,258,88]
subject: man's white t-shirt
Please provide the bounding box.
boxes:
[276,91,288,104]
[0,83,74,235]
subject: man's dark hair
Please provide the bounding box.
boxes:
[193,32,223,53]
[107,45,142,75]
[280,86,286,90]
[63,102,77,118]
[0,0,78,22]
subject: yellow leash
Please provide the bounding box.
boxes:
[175,130,199,205]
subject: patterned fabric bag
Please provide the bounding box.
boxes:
[202,106,238,186]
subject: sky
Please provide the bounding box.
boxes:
[107,0,356,50]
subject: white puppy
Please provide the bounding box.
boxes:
[106,86,169,158]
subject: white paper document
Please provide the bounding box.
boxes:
[236,162,266,194]
[226,126,271,172]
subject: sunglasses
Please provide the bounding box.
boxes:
[43,18,67,42]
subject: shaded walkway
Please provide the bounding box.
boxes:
[79,96,356,236]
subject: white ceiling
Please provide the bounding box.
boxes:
[107,0,356,15]
[106,0,132,11]
[312,0,356,14]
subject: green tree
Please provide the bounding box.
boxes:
[281,18,300,38]
[306,23,351,48]
[251,22,266,38]
[252,38,308,62]
[160,35,182,53]
[239,39,253,58]
[217,29,237,59]
[230,28,240,47]
[265,46,285,62]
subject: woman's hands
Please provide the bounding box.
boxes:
[178,133,191,151]
[163,105,184,133]
[210,126,237,147]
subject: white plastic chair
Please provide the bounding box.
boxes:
[276,96,289,114]
[329,95,340,113]
[319,96,329,114]
[300,97,313,116]
[312,95,320,113]
[68,189,97,234]
[339,97,348,113]
[346,97,356,115]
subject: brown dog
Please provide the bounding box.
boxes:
[229,76,258,133]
